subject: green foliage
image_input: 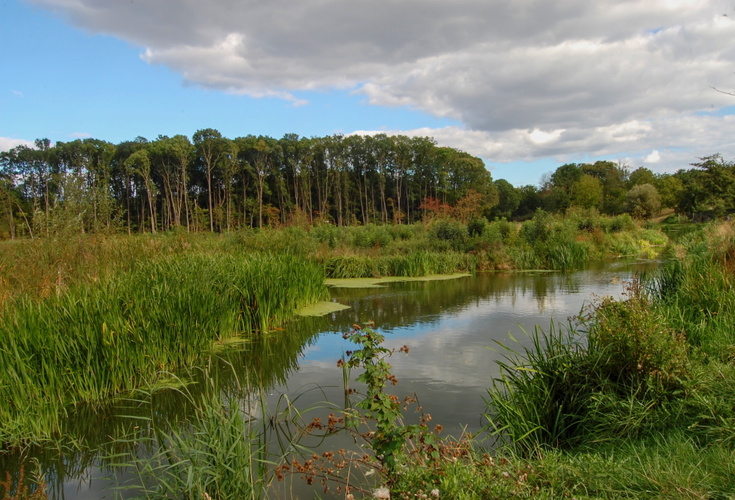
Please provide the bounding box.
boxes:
[115,379,269,499]
[484,220,735,500]
[467,216,488,237]
[342,325,409,474]
[322,251,476,279]
[486,284,691,456]
[0,252,327,445]
[428,219,468,251]
[627,183,661,219]
[339,324,444,486]
[519,209,552,246]
[583,288,689,392]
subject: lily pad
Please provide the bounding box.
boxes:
[297,301,351,316]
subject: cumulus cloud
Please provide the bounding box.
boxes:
[644,150,662,164]
[0,137,35,152]
[29,0,735,165]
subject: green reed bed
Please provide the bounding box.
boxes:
[0,231,238,308]
[322,251,477,279]
[0,253,327,446]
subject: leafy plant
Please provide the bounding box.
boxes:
[341,323,414,474]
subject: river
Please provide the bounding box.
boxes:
[1,259,659,499]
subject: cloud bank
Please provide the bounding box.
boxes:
[29,0,735,171]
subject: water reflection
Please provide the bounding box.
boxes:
[1,260,659,498]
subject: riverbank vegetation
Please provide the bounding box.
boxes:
[387,221,735,498]
[0,253,326,446]
[0,210,665,308]
[115,219,735,498]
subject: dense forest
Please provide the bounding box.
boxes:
[1,130,733,238]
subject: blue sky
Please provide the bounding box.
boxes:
[2,0,735,187]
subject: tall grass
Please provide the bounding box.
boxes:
[322,251,476,278]
[0,231,236,308]
[113,374,271,500]
[486,221,735,468]
[0,253,327,446]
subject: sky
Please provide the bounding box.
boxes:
[2,0,734,187]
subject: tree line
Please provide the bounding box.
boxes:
[0,132,497,238]
[494,154,735,222]
[1,129,733,239]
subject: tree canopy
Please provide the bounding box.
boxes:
[1,131,732,239]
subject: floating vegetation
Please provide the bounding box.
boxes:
[326,273,471,289]
[296,301,351,316]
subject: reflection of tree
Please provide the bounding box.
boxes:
[0,315,327,493]
[323,273,580,331]
[326,263,657,333]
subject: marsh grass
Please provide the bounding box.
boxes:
[480,221,735,499]
[0,252,327,445]
[112,376,271,500]
[322,251,476,278]
[0,216,669,307]
[0,232,234,308]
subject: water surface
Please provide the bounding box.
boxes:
[2,260,658,498]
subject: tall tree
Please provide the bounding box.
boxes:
[193,129,232,232]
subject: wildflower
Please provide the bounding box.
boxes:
[431,489,440,498]
[373,486,391,499]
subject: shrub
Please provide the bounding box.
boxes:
[583,287,689,392]
[467,217,488,237]
[429,219,468,251]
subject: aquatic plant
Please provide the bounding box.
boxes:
[0,252,327,446]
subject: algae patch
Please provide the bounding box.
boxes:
[297,301,351,316]
[325,273,471,289]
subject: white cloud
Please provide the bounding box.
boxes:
[29,0,735,165]
[644,150,662,164]
[0,137,35,152]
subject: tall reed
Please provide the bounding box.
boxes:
[323,251,476,278]
[0,253,327,446]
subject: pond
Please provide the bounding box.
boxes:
[1,259,660,499]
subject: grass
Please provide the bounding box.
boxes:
[0,215,677,495]
[112,374,271,500]
[0,215,668,310]
[0,252,327,446]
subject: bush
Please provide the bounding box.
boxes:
[604,213,636,233]
[583,288,689,392]
[519,210,552,246]
[467,217,488,237]
[429,219,468,251]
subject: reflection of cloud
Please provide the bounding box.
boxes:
[286,266,649,433]
[30,0,735,165]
